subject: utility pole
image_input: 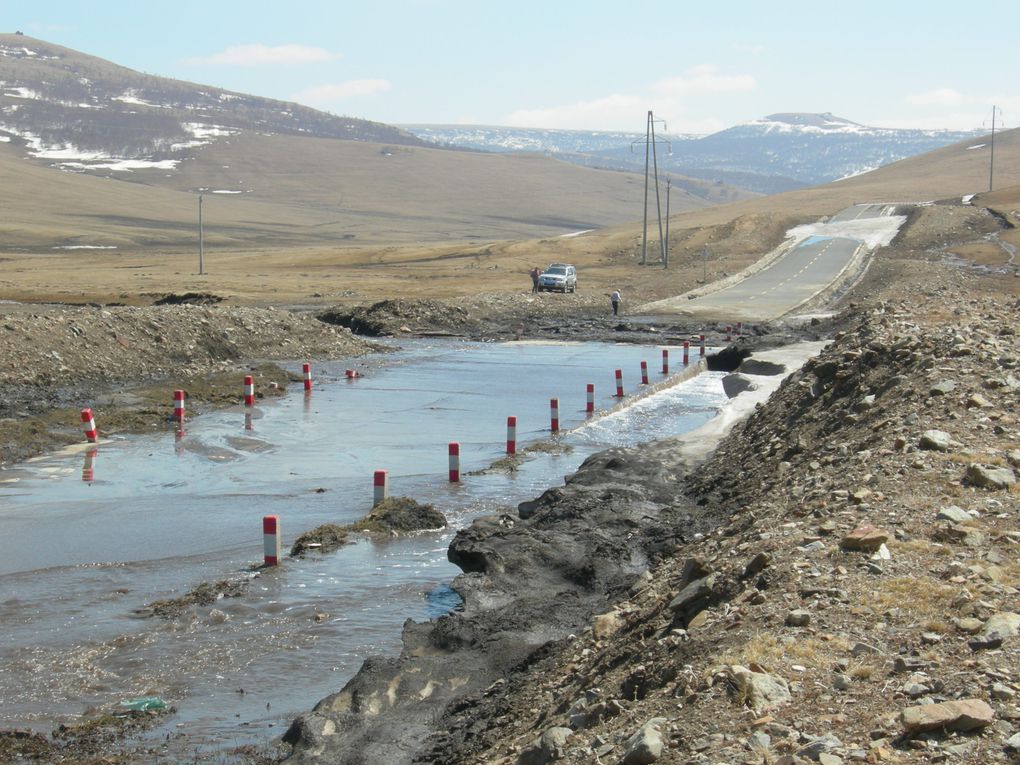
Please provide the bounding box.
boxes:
[988,105,1001,193]
[663,177,671,269]
[631,111,671,266]
[198,194,205,275]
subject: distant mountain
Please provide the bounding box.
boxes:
[404,113,983,194]
[403,125,701,154]
[0,33,426,174]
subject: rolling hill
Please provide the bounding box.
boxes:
[0,33,746,252]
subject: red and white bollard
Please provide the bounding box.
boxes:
[736,321,743,337]
[683,341,690,366]
[345,369,359,379]
[244,375,255,406]
[725,325,732,342]
[302,363,312,392]
[448,442,460,483]
[661,349,669,375]
[373,470,389,506]
[586,383,595,415]
[263,515,281,566]
[640,361,649,385]
[173,389,185,422]
[699,335,706,357]
[615,369,624,398]
[82,447,97,482]
[550,398,560,433]
[81,407,98,443]
[506,416,517,455]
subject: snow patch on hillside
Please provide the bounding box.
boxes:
[61,158,179,171]
[3,86,41,100]
[52,245,118,250]
[0,125,179,170]
[749,118,880,136]
[0,44,59,61]
[114,92,166,108]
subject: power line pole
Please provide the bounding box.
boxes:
[198,194,205,275]
[663,177,671,269]
[988,105,1001,193]
[631,111,671,266]
[641,112,650,266]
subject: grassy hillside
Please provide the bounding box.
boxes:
[0,33,743,253]
[0,131,719,251]
[0,117,1014,308]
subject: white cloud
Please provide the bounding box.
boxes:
[906,88,964,106]
[292,79,393,105]
[652,65,756,96]
[871,112,984,131]
[503,65,756,132]
[186,44,342,66]
[504,94,644,130]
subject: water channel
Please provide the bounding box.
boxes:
[0,338,728,757]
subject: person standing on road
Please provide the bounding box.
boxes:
[609,289,621,316]
[530,267,541,293]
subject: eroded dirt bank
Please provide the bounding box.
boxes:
[281,262,1018,765]
[0,302,380,466]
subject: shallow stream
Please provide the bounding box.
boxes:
[0,339,726,757]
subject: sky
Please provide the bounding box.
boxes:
[14,0,1017,135]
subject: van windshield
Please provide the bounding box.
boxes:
[546,266,566,274]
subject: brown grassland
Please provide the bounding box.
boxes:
[1,128,1016,310]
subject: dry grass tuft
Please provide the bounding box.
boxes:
[869,576,959,620]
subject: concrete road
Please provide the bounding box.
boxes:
[642,203,904,322]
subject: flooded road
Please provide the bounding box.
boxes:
[0,339,725,756]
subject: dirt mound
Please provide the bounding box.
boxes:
[351,497,447,534]
[290,524,350,557]
[319,299,472,336]
[151,292,223,305]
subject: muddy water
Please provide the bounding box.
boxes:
[0,339,725,757]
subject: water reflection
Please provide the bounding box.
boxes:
[81,447,98,483]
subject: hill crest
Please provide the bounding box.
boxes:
[0,33,425,174]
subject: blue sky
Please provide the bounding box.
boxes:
[16,0,1017,134]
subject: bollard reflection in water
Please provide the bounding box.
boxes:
[81,447,98,482]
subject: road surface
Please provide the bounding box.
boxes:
[642,203,904,322]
